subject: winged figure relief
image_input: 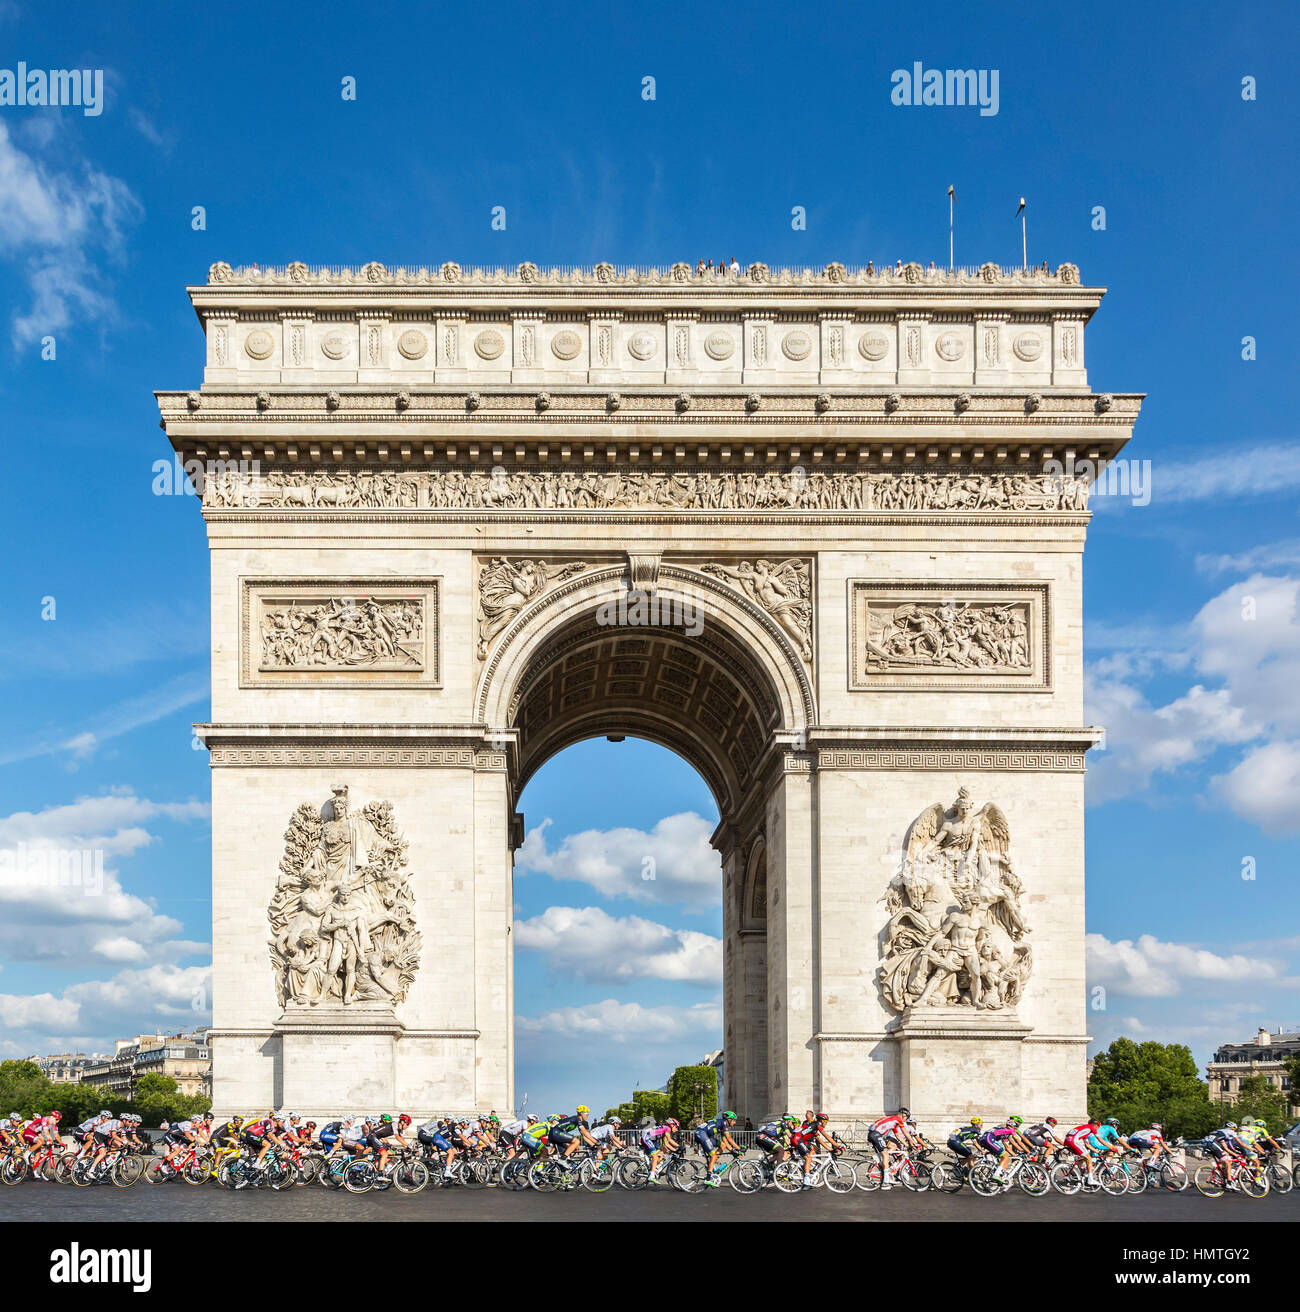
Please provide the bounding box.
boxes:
[878,788,1031,1012]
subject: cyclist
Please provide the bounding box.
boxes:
[160,1114,204,1169]
[641,1118,679,1179]
[588,1115,624,1159]
[1127,1122,1168,1165]
[1064,1117,1102,1180]
[1203,1122,1251,1189]
[548,1105,593,1158]
[756,1114,793,1166]
[1021,1116,1062,1156]
[870,1108,918,1189]
[1246,1118,1282,1158]
[1092,1116,1128,1167]
[498,1113,534,1158]
[695,1110,742,1187]
[367,1113,410,1172]
[87,1112,127,1178]
[947,1115,984,1163]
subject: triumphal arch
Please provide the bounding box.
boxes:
[159,258,1140,1122]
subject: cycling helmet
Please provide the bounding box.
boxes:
[1009,1115,1024,1126]
[970,1116,984,1126]
[724,1110,737,1121]
[665,1118,679,1129]
[1150,1122,1163,1131]
[487,1114,499,1124]
[201,1111,214,1121]
[99,1110,111,1118]
[1044,1116,1058,1126]
[815,1112,829,1123]
[897,1107,910,1117]
[526,1114,538,1124]
[398,1114,412,1126]
[230,1115,245,1126]
[159,1121,170,1131]
[576,1105,590,1114]
[1255,1120,1268,1131]
[609,1117,622,1126]
[1105,1117,1119,1126]
[1226,1121,1238,1130]
[380,1113,392,1124]
[50,1110,62,1121]
[7,1112,19,1122]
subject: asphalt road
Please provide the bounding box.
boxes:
[3,1179,1298,1222]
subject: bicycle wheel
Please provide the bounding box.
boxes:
[668,1157,705,1192]
[343,1160,374,1194]
[1125,1163,1149,1194]
[1017,1162,1050,1197]
[1158,1160,1188,1192]
[1239,1167,1270,1199]
[112,1156,142,1188]
[0,1157,25,1186]
[930,1160,965,1193]
[900,1160,931,1192]
[617,1156,649,1190]
[144,1158,174,1185]
[855,1158,883,1191]
[731,1159,765,1193]
[393,1159,429,1194]
[772,1159,806,1193]
[500,1157,531,1190]
[825,1159,857,1193]
[968,1162,1005,1197]
[1049,1161,1082,1195]
[581,1157,617,1193]
[1193,1163,1224,1198]
[319,1157,346,1189]
[1266,1163,1293,1195]
[267,1158,294,1190]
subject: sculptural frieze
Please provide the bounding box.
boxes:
[260,597,424,670]
[477,557,588,657]
[878,788,1032,1013]
[697,559,812,662]
[207,467,1091,513]
[865,601,1029,672]
[268,787,421,1009]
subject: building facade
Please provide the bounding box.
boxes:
[160,258,1140,1123]
[81,1032,212,1100]
[1208,1027,1299,1116]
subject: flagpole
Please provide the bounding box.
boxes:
[947,185,955,271]
[1017,197,1027,269]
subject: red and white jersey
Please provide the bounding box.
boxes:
[1065,1123,1098,1149]
[872,1114,908,1139]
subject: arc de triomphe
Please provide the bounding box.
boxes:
[160,259,1140,1122]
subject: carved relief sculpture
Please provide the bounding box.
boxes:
[217,468,1092,513]
[477,557,588,656]
[268,787,421,1009]
[864,601,1029,672]
[698,559,813,662]
[878,789,1032,1012]
[260,597,424,670]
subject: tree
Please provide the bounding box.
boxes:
[667,1065,717,1126]
[1230,1075,1289,1132]
[0,1060,55,1118]
[1087,1038,1219,1140]
[130,1073,210,1126]
[632,1090,671,1125]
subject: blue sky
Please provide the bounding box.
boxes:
[0,0,1297,1115]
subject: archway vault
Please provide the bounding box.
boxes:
[476,565,817,822]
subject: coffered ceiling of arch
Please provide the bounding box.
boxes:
[510,616,781,816]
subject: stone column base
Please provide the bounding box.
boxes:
[891,1006,1032,1123]
[274,1006,402,1117]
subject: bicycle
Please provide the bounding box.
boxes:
[969,1149,1050,1197]
[773,1149,857,1192]
[1192,1154,1269,1199]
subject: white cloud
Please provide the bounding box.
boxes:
[516,997,723,1046]
[1086,570,1300,830]
[1085,932,1292,999]
[1149,444,1300,504]
[515,812,721,908]
[0,791,210,966]
[1210,741,1300,836]
[0,119,142,344]
[0,963,212,1054]
[1197,539,1300,576]
[515,905,721,985]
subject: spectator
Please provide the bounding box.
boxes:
[696,259,705,277]
[706,258,714,274]
[894,259,903,274]
[730,256,740,275]
[866,260,874,274]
